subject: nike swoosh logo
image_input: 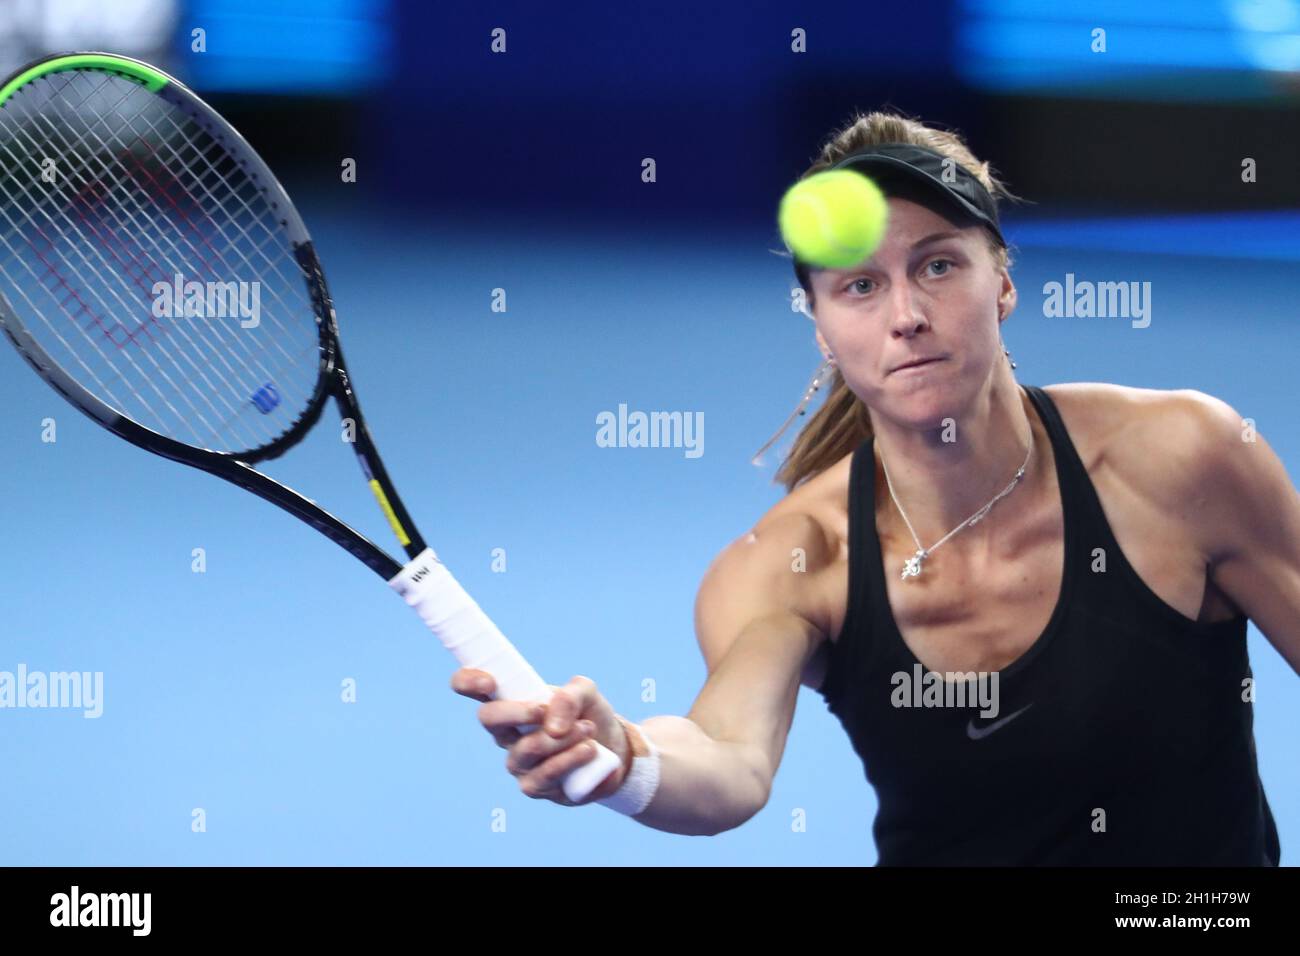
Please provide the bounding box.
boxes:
[967,703,1034,740]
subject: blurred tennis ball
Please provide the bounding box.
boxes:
[778,169,888,269]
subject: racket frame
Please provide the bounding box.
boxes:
[0,51,423,580]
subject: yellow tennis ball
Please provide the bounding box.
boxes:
[779,170,888,269]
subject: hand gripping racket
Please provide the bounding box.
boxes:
[0,52,620,802]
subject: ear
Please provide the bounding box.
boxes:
[997,271,1017,323]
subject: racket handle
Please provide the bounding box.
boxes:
[389,548,622,803]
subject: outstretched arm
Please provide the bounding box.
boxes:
[450,511,834,835]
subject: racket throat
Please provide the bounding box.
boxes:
[368,476,411,547]
[352,446,424,556]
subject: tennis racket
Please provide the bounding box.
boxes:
[0,52,620,802]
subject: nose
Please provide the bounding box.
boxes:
[886,278,928,338]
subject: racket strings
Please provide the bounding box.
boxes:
[0,70,321,453]
[0,149,227,445]
[38,84,313,444]
[0,81,215,435]
[82,101,321,433]
[10,142,262,448]
[0,77,299,450]
[39,72,316,443]
[52,155,256,422]
[108,104,312,362]
[0,77,269,447]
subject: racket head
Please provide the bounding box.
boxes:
[0,51,336,464]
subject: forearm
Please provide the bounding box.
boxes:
[614,714,770,836]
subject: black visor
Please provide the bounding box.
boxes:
[829,142,1006,248]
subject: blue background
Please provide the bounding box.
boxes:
[0,0,1295,865]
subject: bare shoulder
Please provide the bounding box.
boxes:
[1041,381,1248,549]
[1042,381,1244,469]
[693,457,852,672]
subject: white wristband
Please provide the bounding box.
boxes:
[596,724,661,817]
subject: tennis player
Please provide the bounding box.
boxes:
[452,111,1296,864]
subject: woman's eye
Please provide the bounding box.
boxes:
[926,258,954,276]
[845,277,874,295]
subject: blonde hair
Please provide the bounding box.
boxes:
[774,110,1018,493]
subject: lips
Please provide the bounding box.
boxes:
[891,356,945,374]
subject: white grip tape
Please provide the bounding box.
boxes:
[389,547,621,803]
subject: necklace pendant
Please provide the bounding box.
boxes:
[901,550,926,580]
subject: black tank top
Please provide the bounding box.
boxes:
[818,384,1281,866]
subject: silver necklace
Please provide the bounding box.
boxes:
[878,425,1034,581]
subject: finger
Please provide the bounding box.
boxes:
[478,700,545,733]
[450,668,497,701]
[508,723,590,774]
[507,720,595,775]
[522,736,603,802]
[489,726,522,749]
[544,675,599,737]
[517,771,573,806]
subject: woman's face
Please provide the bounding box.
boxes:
[808,197,1015,430]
